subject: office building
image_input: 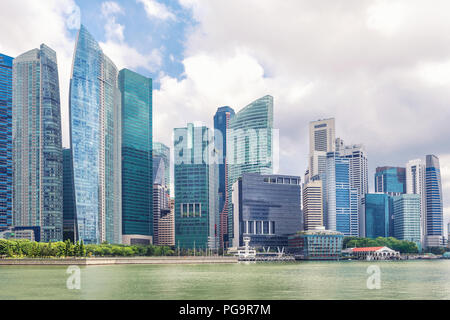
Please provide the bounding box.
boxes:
[153,142,170,192]
[63,148,77,242]
[69,25,121,244]
[174,123,218,249]
[231,173,302,248]
[302,178,323,231]
[424,155,444,247]
[364,193,390,238]
[406,159,426,247]
[393,194,421,247]
[288,229,344,260]
[214,106,235,249]
[12,44,63,242]
[157,198,175,246]
[0,54,13,232]
[153,157,170,245]
[227,95,273,245]
[375,166,406,195]
[119,68,152,245]
[326,152,359,237]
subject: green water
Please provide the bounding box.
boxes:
[1,260,449,300]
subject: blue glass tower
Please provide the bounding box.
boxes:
[173,123,218,249]
[326,152,358,237]
[63,148,77,242]
[0,54,13,232]
[232,173,302,248]
[364,193,390,238]
[213,106,235,247]
[119,68,153,244]
[425,155,444,246]
[69,25,122,244]
[375,166,406,195]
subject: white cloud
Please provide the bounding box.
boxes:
[102,1,125,41]
[99,1,162,72]
[137,0,176,21]
[0,0,80,148]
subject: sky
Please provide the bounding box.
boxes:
[0,0,449,234]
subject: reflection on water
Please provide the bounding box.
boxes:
[1,260,449,300]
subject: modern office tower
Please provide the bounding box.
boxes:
[153,157,170,245]
[424,155,444,247]
[231,173,302,248]
[119,68,152,245]
[174,123,218,249]
[375,166,406,195]
[214,106,235,249]
[309,118,335,177]
[0,54,13,232]
[308,118,335,229]
[406,159,426,247]
[69,25,121,244]
[326,152,359,237]
[393,194,421,247]
[12,44,63,242]
[364,193,390,238]
[227,95,273,246]
[303,177,323,231]
[153,142,170,192]
[63,148,77,242]
[339,143,368,237]
[157,197,175,246]
[448,222,450,249]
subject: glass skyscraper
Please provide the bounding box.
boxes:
[375,166,406,195]
[153,142,170,192]
[69,25,122,244]
[393,194,421,247]
[0,53,13,232]
[326,152,358,237]
[119,68,152,245]
[364,193,390,238]
[231,173,302,248]
[12,44,63,242]
[425,154,444,247]
[213,106,235,248]
[174,123,218,249]
[63,148,76,242]
[227,95,273,245]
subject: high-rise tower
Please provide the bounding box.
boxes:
[0,53,13,232]
[13,44,63,242]
[69,25,121,244]
[424,154,444,247]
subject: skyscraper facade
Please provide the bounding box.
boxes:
[214,106,235,248]
[153,156,170,245]
[406,159,426,247]
[227,95,273,245]
[12,44,63,242]
[0,54,13,232]
[119,68,152,245]
[364,193,390,239]
[63,148,76,242]
[326,152,358,237]
[153,142,170,192]
[393,194,421,247]
[231,173,302,248]
[424,154,444,247]
[375,166,406,195]
[174,123,218,249]
[69,25,121,244]
[302,178,323,231]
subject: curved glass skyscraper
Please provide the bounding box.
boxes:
[69,25,121,244]
[12,44,63,242]
[226,95,273,244]
[425,154,444,247]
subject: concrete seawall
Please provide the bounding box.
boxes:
[0,256,238,266]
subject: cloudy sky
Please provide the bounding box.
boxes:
[1,0,449,232]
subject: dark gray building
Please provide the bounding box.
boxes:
[231,173,302,249]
